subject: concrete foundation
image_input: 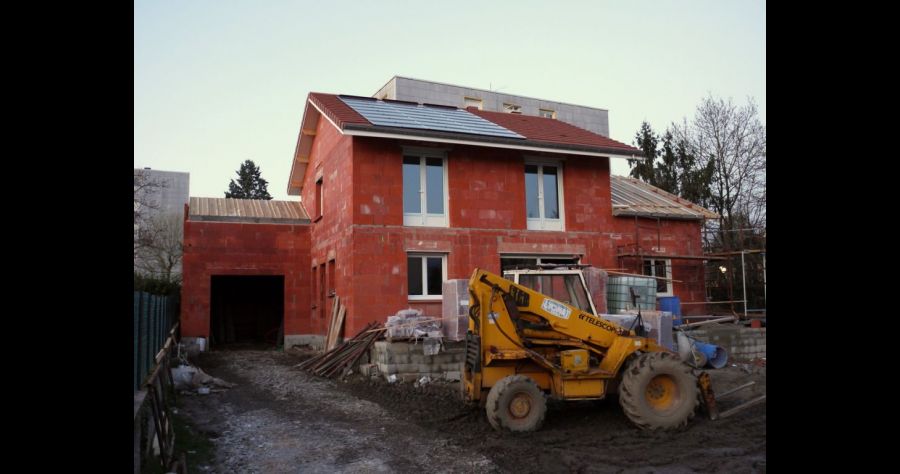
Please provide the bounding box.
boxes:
[285,334,326,350]
[371,340,464,382]
[689,326,766,361]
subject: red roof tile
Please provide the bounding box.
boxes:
[467,108,639,153]
[309,93,370,128]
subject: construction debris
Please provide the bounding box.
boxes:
[295,322,386,378]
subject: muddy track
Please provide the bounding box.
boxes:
[181,349,765,473]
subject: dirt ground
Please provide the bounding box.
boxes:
[178,349,765,473]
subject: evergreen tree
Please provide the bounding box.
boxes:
[629,121,658,184]
[225,160,272,200]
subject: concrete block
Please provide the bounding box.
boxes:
[444,371,461,381]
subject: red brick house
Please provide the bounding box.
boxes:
[181,93,716,349]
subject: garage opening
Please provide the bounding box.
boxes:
[210,275,284,348]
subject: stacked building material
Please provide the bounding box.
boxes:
[295,322,386,378]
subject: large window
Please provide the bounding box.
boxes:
[643,259,673,296]
[403,151,448,227]
[408,254,447,299]
[525,162,564,230]
[500,255,580,271]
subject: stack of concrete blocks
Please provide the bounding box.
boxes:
[690,326,766,361]
[582,267,609,314]
[442,279,469,342]
[370,340,465,383]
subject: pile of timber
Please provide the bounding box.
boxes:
[295,322,386,378]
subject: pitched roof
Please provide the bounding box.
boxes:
[467,108,636,153]
[610,176,718,220]
[188,197,310,224]
[291,92,644,195]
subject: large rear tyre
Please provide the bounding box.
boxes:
[619,352,700,431]
[485,375,547,432]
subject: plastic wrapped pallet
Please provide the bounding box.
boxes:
[386,308,431,340]
[582,267,609,314]
[442,279,469,342]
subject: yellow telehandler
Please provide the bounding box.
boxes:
[462,268,721,432]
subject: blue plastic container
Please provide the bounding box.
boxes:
[694,342,728,369]
[658,296,682,325]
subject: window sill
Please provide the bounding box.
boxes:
[313,215,323,223]
[407,296,443,302]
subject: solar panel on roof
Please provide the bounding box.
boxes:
[338,96,525,139]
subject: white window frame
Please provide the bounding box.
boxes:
[539,108,556,119]
[464,97,483,110]
[644,258,674,296]
[407,253,448,300]
[524,159,565,231]
[503,103,522,114]
[402,147,449,227]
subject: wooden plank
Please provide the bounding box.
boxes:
[329,305,346,351]
[325,296,339,352]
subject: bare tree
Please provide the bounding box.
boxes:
[134,212,184,284]
[133,169,167,260]
[691,96,766,250]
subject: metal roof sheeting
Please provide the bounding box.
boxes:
[610,176,718,220]
[189,198,310,224]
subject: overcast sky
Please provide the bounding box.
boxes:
[134,0,765,201]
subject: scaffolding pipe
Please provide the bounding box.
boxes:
[763,253,766,307]
[741,251,747,317]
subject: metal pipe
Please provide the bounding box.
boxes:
[741,251,747,317]
[763,253,766,307]
[675,316,736,328]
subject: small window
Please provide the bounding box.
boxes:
[315,177,323,220]
[643,259,673,296]
[525,162,564,230]
[402,152,448,227]
[464,97,483,110]
[539,109,556,119]
[503,103,522,114]
[408,254,447,299]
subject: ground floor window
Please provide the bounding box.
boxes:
[643,258,673,296]
[408,253,447,299]
[500,254,580,271]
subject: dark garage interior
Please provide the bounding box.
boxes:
[210,275,284,347]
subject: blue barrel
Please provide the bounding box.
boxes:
[658,296,682,325]
[694,342,728,369]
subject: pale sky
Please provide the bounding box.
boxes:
[134,0,765,201]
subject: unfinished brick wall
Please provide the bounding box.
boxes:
[181,220,311,340]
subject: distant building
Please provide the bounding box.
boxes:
[373,76,610,137]
[134,168,190,280]
[133,168,190,218]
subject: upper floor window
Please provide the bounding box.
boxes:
[403,149,448,227]
[643,258,673,296]
[464,97,483,110]
[539,108,556,119]
[524,162,564,231]
[503,103,522,114]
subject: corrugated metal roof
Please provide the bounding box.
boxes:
[610,176,718,220]
[188,198,310,224]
